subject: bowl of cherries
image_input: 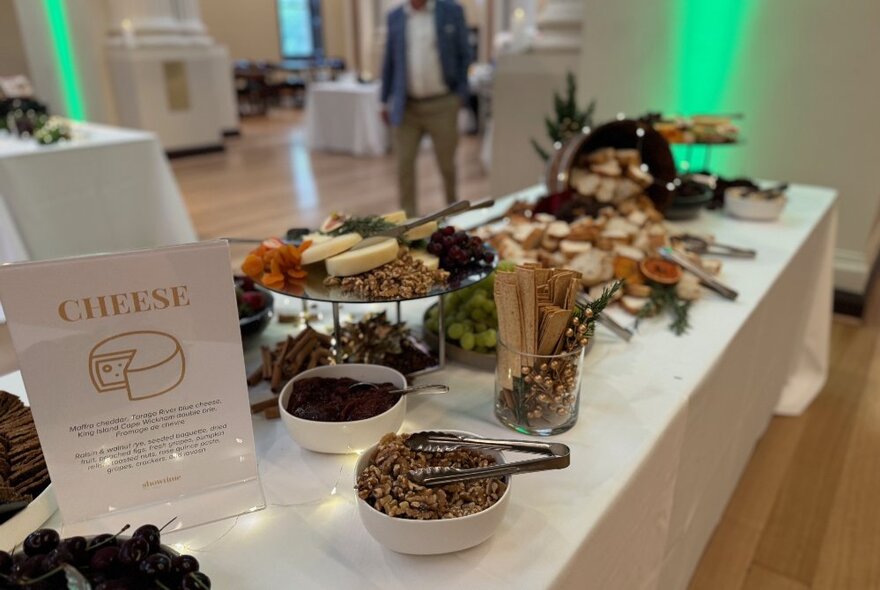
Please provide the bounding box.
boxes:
[427,226,495,272]
[0,522,211,589]
[236,275,274,338]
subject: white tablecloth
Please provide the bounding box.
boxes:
[0,122,197,262]
[305,81,388,157]
[2,183,836,589]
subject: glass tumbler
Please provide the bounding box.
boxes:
[494,337,586,436]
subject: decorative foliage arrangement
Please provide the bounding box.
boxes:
[531,72,596,162]
[637,284,692,335]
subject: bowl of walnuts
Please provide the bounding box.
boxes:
[354,431,511,555]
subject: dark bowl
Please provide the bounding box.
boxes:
[239,287,274,338]
[664,183,713,221]
[545,119,677,212]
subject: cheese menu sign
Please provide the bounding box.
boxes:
[0,241,261,524]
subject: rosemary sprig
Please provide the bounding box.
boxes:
[326,216,395,238]
[637,284,692,335]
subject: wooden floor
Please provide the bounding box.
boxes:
[1,112,878,588]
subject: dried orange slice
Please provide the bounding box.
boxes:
[639,257,682,285]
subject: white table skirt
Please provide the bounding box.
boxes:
[0,122,197,262]
[1,183,836,589]
[305,81,388,157]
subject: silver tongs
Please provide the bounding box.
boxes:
[575,294,634,342]
[350,199,496,249]
[659,246,738,300]
[405,431,570,486]
[671,234,756,259]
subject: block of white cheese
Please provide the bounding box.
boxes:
[300,232,332,245]
[301,233,363,265]
[410,250,440,271]
[325,238,399,277]
[382,210,407,224]
[403,221,439,241]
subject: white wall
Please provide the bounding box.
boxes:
[579,0,880,294]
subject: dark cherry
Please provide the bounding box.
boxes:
[94,578,137,590]
[181,571,212,590]
[88,533,118,552]
[11,554,43,580]
[171,554,200,576]
[90,546,120,572]
[118,536,150,567]
[23,528,61,556]
[0,550,11,575]
[138,553,171,577]
[61,536,89,565]
[132,524,161,551]
[43,546,74,570]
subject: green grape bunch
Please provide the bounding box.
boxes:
[426,272,498,354]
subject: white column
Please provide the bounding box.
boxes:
[533,0,583,53]
[175,0,207,35]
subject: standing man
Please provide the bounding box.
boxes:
[381,0,472,216]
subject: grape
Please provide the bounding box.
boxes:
[483,329,497,348]
[430,231,443,242]
[442,226,455,236]
[427,242,443,255]
[481,299,495,313]
[446,323,465,340]
[471,308,486,322]
[24,528,60,556]
[460,332,476,350]
[426,317,439,333]
[474,322,487,334]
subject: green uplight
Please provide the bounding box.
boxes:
[672,0,752,172]
[44,0,86,120]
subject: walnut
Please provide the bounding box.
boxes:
[324,252,450,300]
[356,433,508,520]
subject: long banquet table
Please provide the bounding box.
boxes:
[0,183,836,589]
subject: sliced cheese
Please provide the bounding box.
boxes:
[301,232,363,265]
[325,238,398,277]
[410,250,440,271]
[301,232,333,245]
[403,220,439,241]
[382,210,407,224]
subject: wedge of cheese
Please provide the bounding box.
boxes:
[410,250,440,271]
[326,238,398,277]
[403,220,439,241]
[382,210,407,224]
[301,233,363,265]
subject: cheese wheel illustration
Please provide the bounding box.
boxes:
[89,331,185,401]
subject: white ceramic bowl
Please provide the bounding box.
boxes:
[354,431,511,555]
[278,364,407,454]
[725,186,787,221]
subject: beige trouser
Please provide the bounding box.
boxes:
[394,94,460,216]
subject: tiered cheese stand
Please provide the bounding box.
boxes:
[257,258,497,376]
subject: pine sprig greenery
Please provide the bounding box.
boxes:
[574,280,622,339]
[326,216,394,238]
[637,284,692,335]
[531,72,597,162]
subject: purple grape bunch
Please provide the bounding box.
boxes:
[427,226,494,271]
[1,523,211,589]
